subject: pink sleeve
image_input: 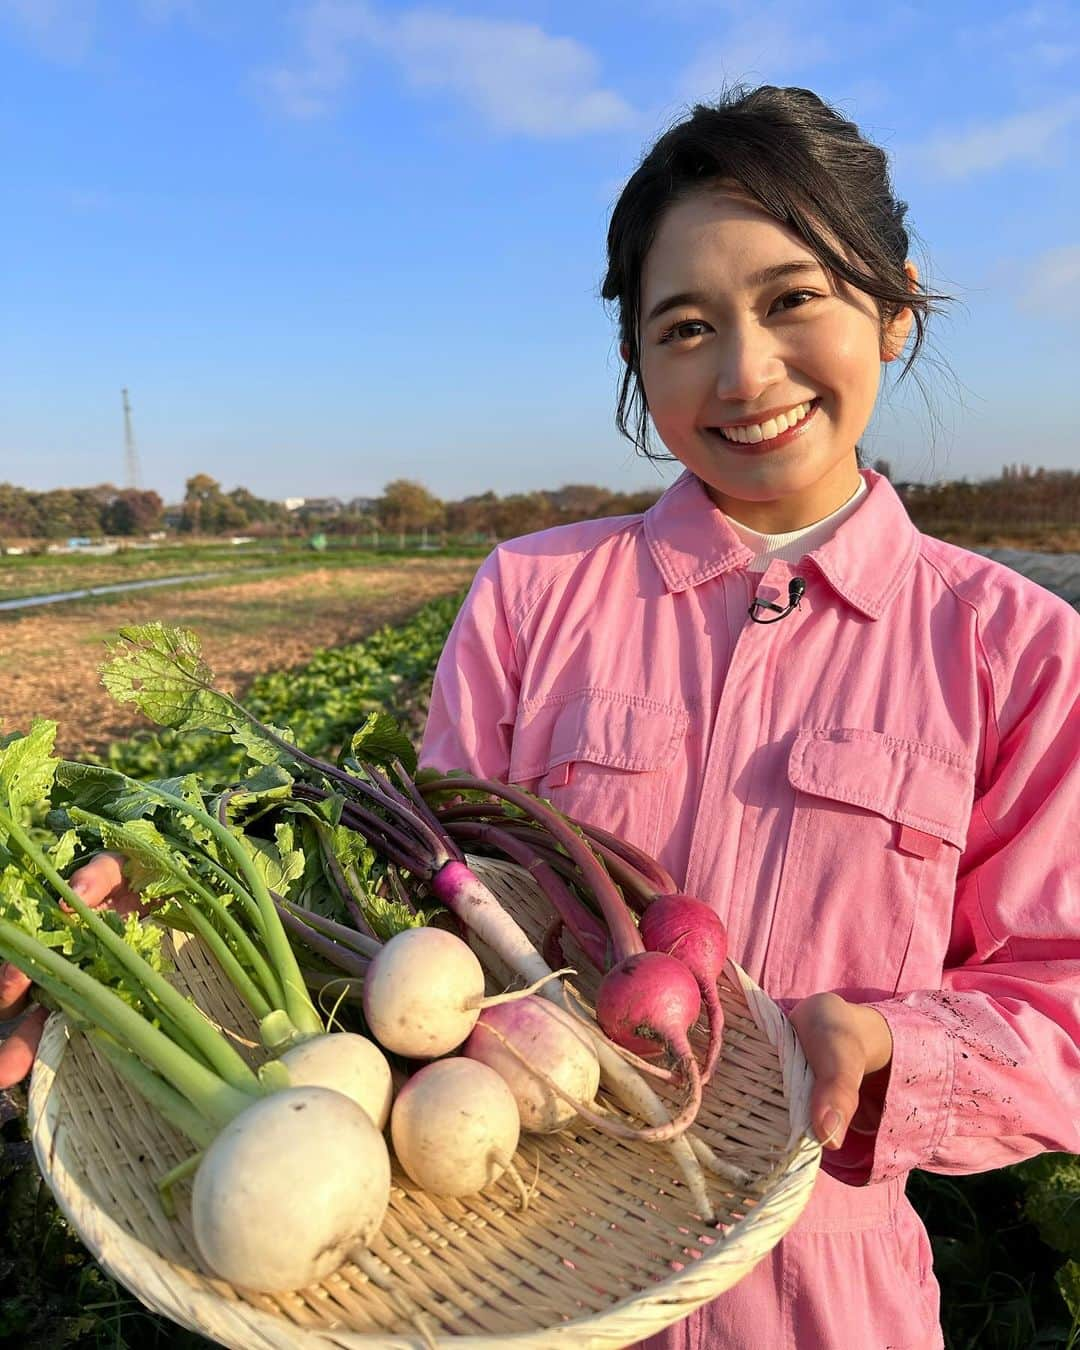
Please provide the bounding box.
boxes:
[419,550,521,780]
[827,592,1080,1184]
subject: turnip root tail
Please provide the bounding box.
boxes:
[468,967,575,1010]
[479,1020,703,1145]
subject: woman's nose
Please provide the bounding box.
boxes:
[713,323,783,404]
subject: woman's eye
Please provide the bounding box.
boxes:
[772,289,819,313]
[659,319,710,344]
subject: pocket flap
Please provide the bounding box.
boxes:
[509,690,688,783]
[787,728,973,850]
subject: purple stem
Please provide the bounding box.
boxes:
[436,803,673,906]
[274,904,372,978]
[391,757,465,863]
[335,802,433,874]
[570,818,679,898]
[361,762,454,864]
[447,820,610,970]
[294,782,432,872]
[424,776,643,962]
[273,895,382,957]
[385,866,418,916]
[542,916,566,970]
[315,829,380,940]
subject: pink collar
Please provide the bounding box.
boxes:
[643,469,921,619]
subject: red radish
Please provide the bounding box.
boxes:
[595,951,703,1125]
[639,895,727,1084]
[464,996,600,1133]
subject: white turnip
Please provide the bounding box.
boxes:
[390,1058,520,1197]
[464,996,600,1133]
[362,926,487,1057]
[278,1032,394,1130]
[191,1086,391,1292]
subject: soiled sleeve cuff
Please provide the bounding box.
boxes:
[822,999,955,1185]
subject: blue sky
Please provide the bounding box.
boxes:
[1,0,1077,505]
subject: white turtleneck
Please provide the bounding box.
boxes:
[724,477,869,573]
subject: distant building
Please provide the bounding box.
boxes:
[296,497,345,518]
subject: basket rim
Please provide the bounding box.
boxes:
[29,942,821,1348]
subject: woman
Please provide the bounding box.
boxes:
[418,86,1080,1348]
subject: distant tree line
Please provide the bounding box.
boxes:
[0,482,164,542]
[0,466,1076,548]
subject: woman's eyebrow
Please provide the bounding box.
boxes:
[645,261,826,324]
[645,290,709,323]
[747,259,825,286]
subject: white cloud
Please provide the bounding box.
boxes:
[1018,244,1080,317]
[0,0,95,63]
[254,2,634,136]
[914,96,1080,178]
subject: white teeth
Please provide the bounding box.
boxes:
[715,400,812,443]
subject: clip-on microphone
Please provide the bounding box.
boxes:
[748,577,806,625]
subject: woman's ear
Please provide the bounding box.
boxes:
[619,340,630,364]
[881,261,918,363]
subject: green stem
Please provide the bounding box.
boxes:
[0,808,263,1097]
[130,784,319,1037]
[0,920,256,1129]
[87,1031,216,1149]
[168,842,285,1010]
[156,1150,205,1220]
[162,902,272,1022]
[66,806,282,1011]
[171,840,266,937]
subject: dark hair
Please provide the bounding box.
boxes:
[602,85,949,459]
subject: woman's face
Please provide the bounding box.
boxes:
[636,188,911,532]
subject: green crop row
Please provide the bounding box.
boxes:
[98,590,465,782]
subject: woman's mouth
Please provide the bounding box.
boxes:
[705,399,819,453]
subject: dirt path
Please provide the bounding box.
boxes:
[0,558,478,758]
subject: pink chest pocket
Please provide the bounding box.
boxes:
[765,728,975,1000]
[507,689,689,859]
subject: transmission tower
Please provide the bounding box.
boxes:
[121,388,140,490]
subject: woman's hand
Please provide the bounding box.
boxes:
[0,852,140,1090]
[787,992,894,1149]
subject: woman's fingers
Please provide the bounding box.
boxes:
[0,962,32,1020]
[0,852,142,1090]
[0,1003,49,1090]
[66,852,143,917]
[67,851,131,907]
[788,993,892,1149]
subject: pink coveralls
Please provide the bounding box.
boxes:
[420,468,1080,1350]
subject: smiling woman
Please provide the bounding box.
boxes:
[420,85,1080,1350]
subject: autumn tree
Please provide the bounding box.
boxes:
[377,480,445,535]
[103,489,164,536]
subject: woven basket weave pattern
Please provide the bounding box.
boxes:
[29,855,821,1348]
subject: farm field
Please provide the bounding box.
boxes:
[0,556,480,759]
[0,541,486,605]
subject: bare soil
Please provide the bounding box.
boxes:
[0,559,478,759]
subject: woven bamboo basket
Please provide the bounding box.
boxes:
[28,855,821,1349]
